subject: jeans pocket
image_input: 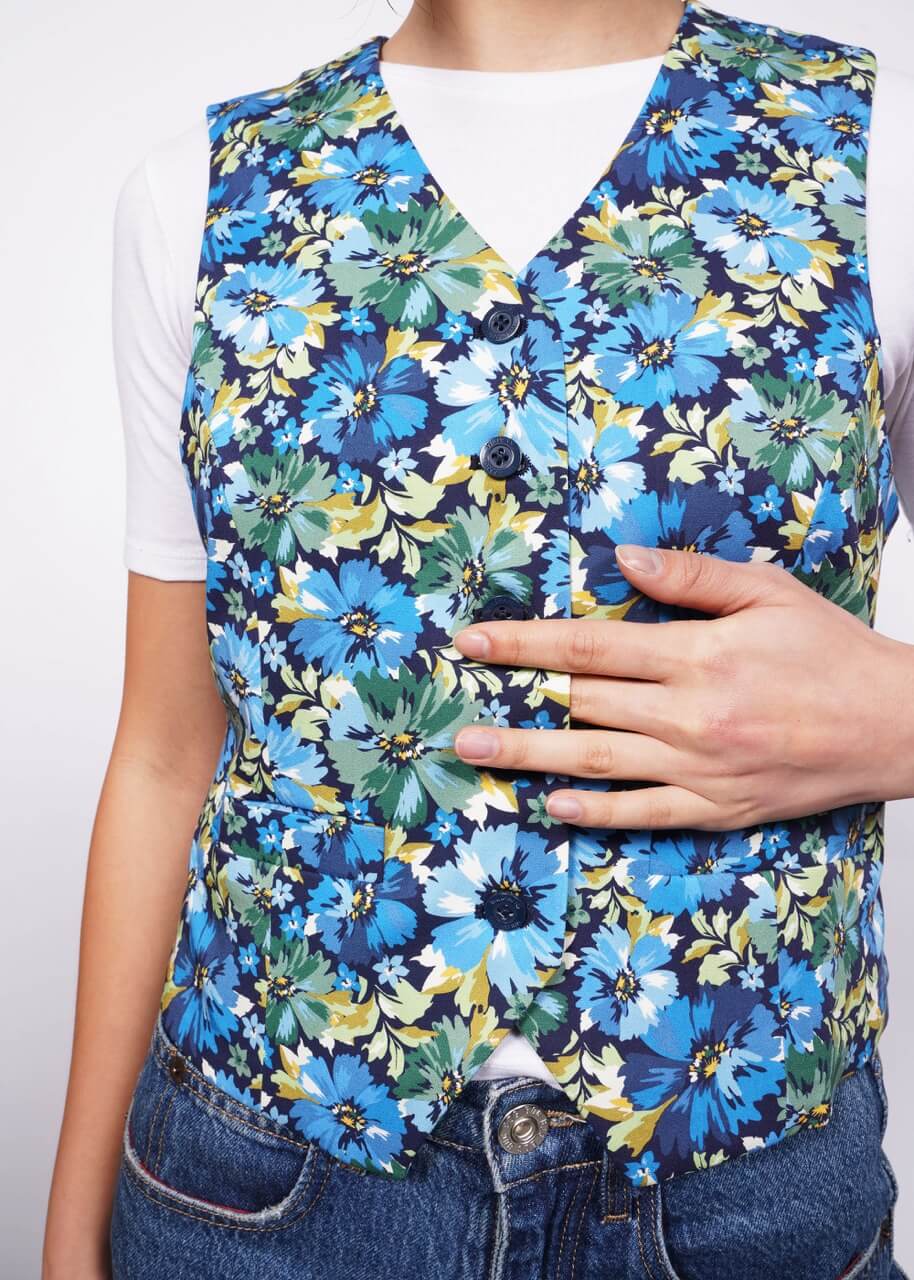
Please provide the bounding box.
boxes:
[654,1066,898,1280]
[120,1017,326,1228]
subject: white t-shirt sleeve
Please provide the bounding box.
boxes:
[112,127,209,580]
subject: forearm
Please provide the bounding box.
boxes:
[873,635,914,801]
[42,750,215,1277]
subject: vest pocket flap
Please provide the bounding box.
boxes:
[219,792,387,879]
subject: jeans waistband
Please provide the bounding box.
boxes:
[427,1074,632,1214]
[152,1011,631,1213]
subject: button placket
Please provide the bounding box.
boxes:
[479,305,526,344]
[476,436,527,480]
[474,594,534,623]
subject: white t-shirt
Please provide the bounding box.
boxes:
[112,52,914,1085]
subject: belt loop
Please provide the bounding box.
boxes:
[599,1150,631,1222]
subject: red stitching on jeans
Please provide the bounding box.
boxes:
[131,1149,258,1216]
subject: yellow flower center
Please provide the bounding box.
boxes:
[244,289,275,315]
[637,337,674,369]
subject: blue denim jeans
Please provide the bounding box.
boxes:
[110,1014,906,1280]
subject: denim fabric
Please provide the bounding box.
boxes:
[109,1015,907,1279]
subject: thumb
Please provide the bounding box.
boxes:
[614,544,796,616]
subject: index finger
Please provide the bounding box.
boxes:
[452,617,694,682]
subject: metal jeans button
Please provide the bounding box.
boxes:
[497,1103,549,1154]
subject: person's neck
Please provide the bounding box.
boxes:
[381,0,684,71]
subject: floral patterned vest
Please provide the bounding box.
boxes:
[164,0,899,1186]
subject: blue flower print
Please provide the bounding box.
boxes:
[777,84,869,162]
[423,826,565,998]
[435,320,566,471]
[211,260,325,356]
[749,484,783,523]
[576,926,678,1039]
[341,307,376,334]
[252,560,275,597]
[625,832,761,916]
[519,258,588,342]
[592,293,728,409]
[305,859,419,966]
[860,860,885,959]
[771,325,798,353]
[775,957,824,1051]
[167,910,240,1053]
[254,817,285,858]
[303,334,429,463]
[620,989,781,1157]
[541,539,571,615]
[626,1151,660,1187]
[207,90,286,134]
[286,557,420,676]
[276,904,306,943]
[335,963,359,991]
[211,1071,260,1111]
[202,173,272,265]
[333,462,364,494]
[786,347,816,381]
[569,424,646,532]
[816,290,880,399]
[426,809,462,847]
[584,483,754,618]
[313,132,424,214]
[282,809,384,876]
[261,717,328,808]
[731,75,755,102]
[272,418,300,454]
[615,74,739,189]
[288,1053,406,1169]
[165,9,894,1188]
[799,479,848,573]
[211,625,265,740]
[380,447,416,483]
[436,310,473,344]
[692,179,826,276]
[822,804,866,865]
[374,954,408,987]
[714,460,745,495]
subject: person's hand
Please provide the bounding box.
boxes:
[453,545,914,830]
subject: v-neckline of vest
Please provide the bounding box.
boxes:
[366,0,696,289]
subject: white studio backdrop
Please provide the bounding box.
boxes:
[2,1,912,1274]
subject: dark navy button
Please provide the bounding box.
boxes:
[480,306,525,344]
[475,595,533,623]
[484,890,529,931]
[478,437,526,479]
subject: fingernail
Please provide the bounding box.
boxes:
[455,729,498,761]
[455,629,491,659]
[547,796,582,820]
[616,545,663,575]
